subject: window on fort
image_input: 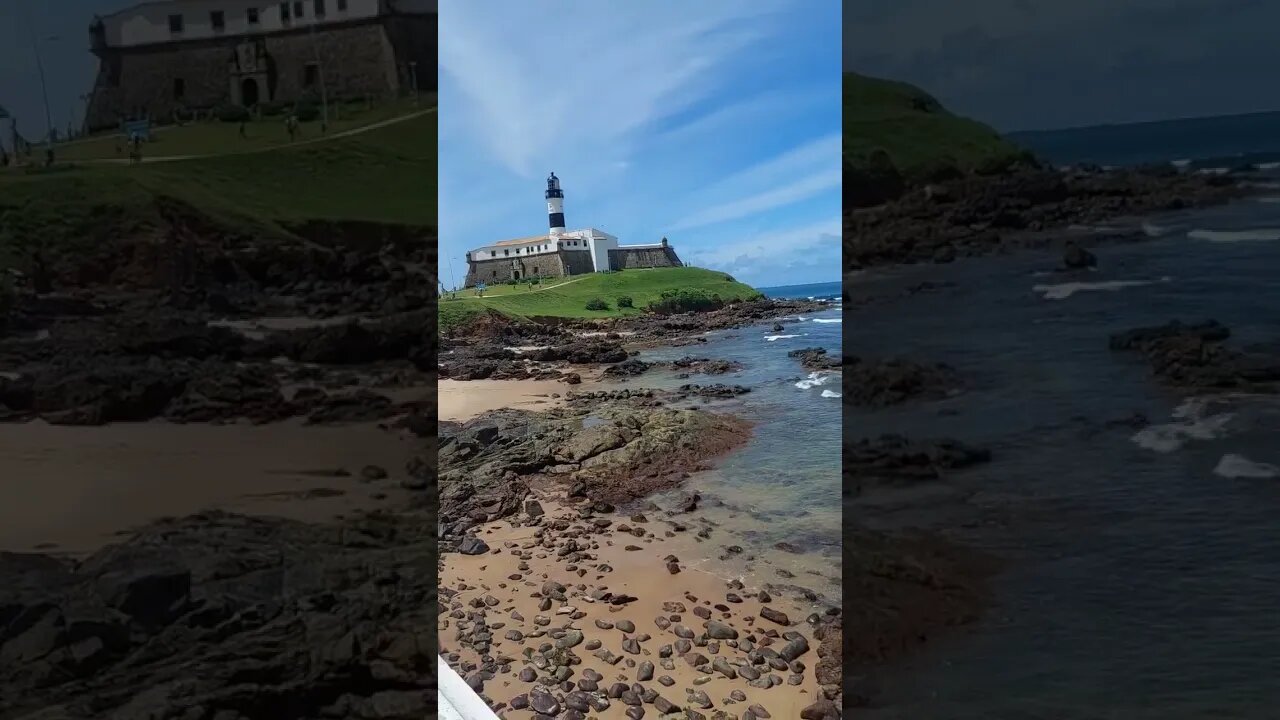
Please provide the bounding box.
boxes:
[247,7,260,24]
[280,2,290,21]
[294,1,305,19]
[314,0,326,16]
[173,78,185,99]
[337,0,347,11]
[168,14,184,33]
[303,63,319,87]
[210,11,225,31]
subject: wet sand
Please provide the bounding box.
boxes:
[439,378,577,421]
[440,493,827,718]
[0,420,416,554]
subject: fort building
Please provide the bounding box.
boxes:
[463,172,683,288]
[85,0,436,131]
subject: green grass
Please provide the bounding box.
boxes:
[0,108,437,269]
[54,98,425,162]
[438,267,761,331]
[844,71,1027,177]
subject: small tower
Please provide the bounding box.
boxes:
[546,172,565,236]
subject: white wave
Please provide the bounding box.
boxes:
[1171,158,1192,168]
[1257,161,1280,170]
[765,334,801,342]
[1033,278,1169,300]
[1213,453,1280,479]
[795,372,832,390]
[1132,412,1234,453]
[1196,167,1230,175]
[1142,221,1171,237]
[1188,228,1280,243]
[821,389,842,398]
[811,318,842,324]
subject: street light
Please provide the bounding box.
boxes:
[19,4,55,154]
[447,255,458,292]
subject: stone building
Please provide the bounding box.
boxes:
[463,172,683,288]
[85,0,436,131]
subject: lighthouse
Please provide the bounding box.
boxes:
[546,172,566,236]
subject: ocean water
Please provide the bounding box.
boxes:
[605,304,843,596]
[854,139,1280,715]
[1010,110,1280,170]
[759,280,843,301]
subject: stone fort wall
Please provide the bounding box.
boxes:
[608,246,683,270]
[463,246,681,288]
[464,250,586,288]
[86,15,435,131]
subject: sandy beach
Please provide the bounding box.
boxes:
[439,377,581,421]
[440,492,830,719]
[0,419,418,554]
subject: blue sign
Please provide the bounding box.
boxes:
[122,119,151,141]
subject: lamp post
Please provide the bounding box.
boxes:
[409,61,418,105]
[447,255,459,292]
[20,4,55,154]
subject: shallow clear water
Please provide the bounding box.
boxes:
[607,302,843,595]
[851,174,1280,717]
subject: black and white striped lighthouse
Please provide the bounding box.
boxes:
[546,172,566,236]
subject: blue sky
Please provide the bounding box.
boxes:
[846,0,1280,132]
[0,1,126,144]
[438,0,841,290]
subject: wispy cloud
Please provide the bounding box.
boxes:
[669,133,841,231]
[684,220,840,276]
[440,0,788,177]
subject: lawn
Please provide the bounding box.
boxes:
[0,107,437,270]
[53,96,431,162]
[438,266,762,331]
[844,71,1028,177]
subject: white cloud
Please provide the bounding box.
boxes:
[669,133,841,231]
[685,220,840,274]
[439,0,792,177]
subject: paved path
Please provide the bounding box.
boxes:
[83,106,436,165]
[446,273,594,300]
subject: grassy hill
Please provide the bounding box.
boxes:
[0,108,436,272]
[439,267,762,332]
[844,71,1028,179]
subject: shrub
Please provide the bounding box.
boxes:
[216,104,251,123]
[585,298,609,311]
[647,288,725,315]
[616,295,633,308]
[506,279,518,285]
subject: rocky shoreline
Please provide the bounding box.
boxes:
[844,165,1254,269]
[842,164,1275,710]
[438,299,844,718]
[0,228,438,719]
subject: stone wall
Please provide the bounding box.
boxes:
[383,14,438,92]
[464,253,567,288]
[86,16,428,131]
[560,250,594,276]
[608,246,683,270]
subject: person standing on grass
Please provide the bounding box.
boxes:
[285,114,299,142]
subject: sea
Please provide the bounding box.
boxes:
[605,280,843,599]
[858,115,1280,717]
